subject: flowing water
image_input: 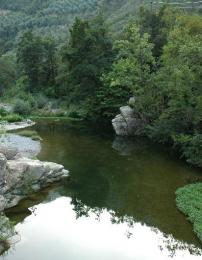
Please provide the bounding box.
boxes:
[1,120,202,260]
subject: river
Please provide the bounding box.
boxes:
[1,120,202,260]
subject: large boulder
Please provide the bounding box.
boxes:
[112,105,146,136]
[0,149,69,212]
[2,157,69,210]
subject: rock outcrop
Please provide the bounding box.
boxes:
[112,102,146,136]
[0,146,69,212]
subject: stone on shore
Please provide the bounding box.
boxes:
[3,120,35,131]
[0,145,69,212]
[112,104,146,136]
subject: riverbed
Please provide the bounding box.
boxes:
[1,120,202,260]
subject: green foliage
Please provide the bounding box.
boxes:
[17,31,57,94]
[60,15,114,119]
[0,53,16,95]
[13,99,32,116]
[0,108,7,117]
[102,22,155,121]
[0,0,100,53]
[0,4,201,169]
[176,184,202,242]
[144,13,202,165]
[138,6,181,58]
[173,134,202,167]
[0,114,23,122]
[37,95,48,109]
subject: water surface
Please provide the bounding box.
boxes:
[2,120,202,260]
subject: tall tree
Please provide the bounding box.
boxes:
[17,31,44,92]
[0,53,16,96]
[61,15,114,104]
[17,31,57,94]
[102,23,155,120]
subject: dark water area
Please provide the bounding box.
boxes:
[2,120,202,260]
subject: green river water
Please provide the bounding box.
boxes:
[1,120,202,260]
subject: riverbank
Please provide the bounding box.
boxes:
[3,120,35,131]
[0,147,69,251]
[0,122,69,250]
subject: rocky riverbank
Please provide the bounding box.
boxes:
[2,119,35,131]
[0,145,69,212]
[0,121,69,254]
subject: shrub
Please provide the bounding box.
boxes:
[0,108,8,117]
[37,95,48,109]
[176,184,202,242]
[4,114,23,122]
[13,100,32,116]
[50,99,59,109]
[68,111,81,119]
[173,134,202,167]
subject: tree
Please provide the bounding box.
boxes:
[138,6,180,58]
[102,23,155,120]
[17,31,44,92]
[17,31,57,94]
[0,53,16,96]
[60,15,114,118]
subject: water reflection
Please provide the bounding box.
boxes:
[1,121,202,259]
[2,196,202,260]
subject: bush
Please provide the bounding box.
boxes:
[176,184,202,242]
[68,111,81,119]
[173,134,202,167]
[0,108,8,117]
[13,100,32,116]
[3,114,23,122]
[50,99,59,109]
[37,95,48,109]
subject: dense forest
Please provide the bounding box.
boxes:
[0,0,201,53]
[0,0,202,249]
[0,1,201,169]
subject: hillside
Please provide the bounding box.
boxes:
[1,0,201,53]
[0,0,101,52]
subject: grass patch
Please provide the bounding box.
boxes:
[0,114,23,122]
[17,130,42,141]
[176,183,202,243]
[30,116,82,121]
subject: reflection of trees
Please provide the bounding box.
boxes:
[70,197,202,257]
[160,233,202,258]
[71,197,104,220]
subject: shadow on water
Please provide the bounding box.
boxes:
[2,120,202,259]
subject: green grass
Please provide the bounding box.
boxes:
[176,183,202,243]
[0,114,23,122]
[17,130,42,141]
[30,115,83,121]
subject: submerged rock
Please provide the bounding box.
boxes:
[0,145,69,211]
